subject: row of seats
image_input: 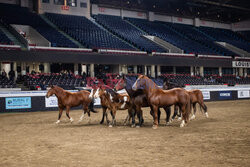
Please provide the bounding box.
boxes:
[22,73,84,89]
[0,3,77,48]
[238,31,250,42]
[93,14,167,53]
[161,74,250,85]
[0,75,16,88]
[126,17,236,56]
[198,26,250,53]
[45,13,134,50]
[0,28,13,45]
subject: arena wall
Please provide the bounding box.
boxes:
[0,88,250,113]
[38,0,90,18]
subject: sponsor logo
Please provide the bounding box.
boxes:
[238,90,250,98]
[45,96,58,108]
[202,91,210,100]
[5,97,31,109]
[232,61,250,68]
[219,91,232,100]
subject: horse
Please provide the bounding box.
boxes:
[115,76,171,127]
[187,89,208,119]
[132,75,191,129]
[163,79,208,121]
[46,85,98,124]
[89,86,130,127]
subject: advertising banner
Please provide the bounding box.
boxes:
[5,97,31,109]
[232,61,250,68]
[219,91,232,100]
[45,96,58,107]
[202,91,210,100]
[237,90,250,98]
[45,96,101,107]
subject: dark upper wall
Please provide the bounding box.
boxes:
[0,50,233,67]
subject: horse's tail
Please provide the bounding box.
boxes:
[88,99,98,113]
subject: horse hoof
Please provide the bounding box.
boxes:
[123,123,127,126]
[55,120,60,124]
[100,121,103,124]
[205,112,209,118]
[166,122,171,126]
[180,120,185,128]
[152,125,158,129]
[136,125,141,128]
[177,117,182,121]
[131,124,136,128]
[109,125,113,128]
[70,118,74,123]
[190,115,196,120]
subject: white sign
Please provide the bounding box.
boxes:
[45,96,58,107]
[202,91,210,100]
[232,61,250,68]
[237,90,250,98]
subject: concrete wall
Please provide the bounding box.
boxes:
[12,24,50,47]
[39,0,90,18]
[0,0,17,4]
[232,20,250,31]
[92,4,147,19]
[92,4,120,16]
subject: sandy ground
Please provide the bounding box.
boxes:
[0,100,250,167]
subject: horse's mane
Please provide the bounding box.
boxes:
[125,76,145,97]
[52,85,67,96]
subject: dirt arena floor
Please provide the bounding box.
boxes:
[0,100,250,167]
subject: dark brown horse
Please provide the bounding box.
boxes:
[46,85,97,124]
[132,75,191,129]
[115,76,171,127]
[89,87,130,127]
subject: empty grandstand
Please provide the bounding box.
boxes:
[0,0,249,90]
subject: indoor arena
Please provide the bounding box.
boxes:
[0,0,249,166]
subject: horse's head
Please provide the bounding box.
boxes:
[132,75,147,91]
[114,77,125,91]
[46,85,56,98]
[132,75,158,91]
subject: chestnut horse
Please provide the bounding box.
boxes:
[188,89,208,120]
[166,89,208,121]
[163,79,208,121]
[132,75,191,129]
[89,87,130,127]
[46,85,97,124]
[114,76,171,127]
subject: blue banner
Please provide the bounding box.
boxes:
[219,91,232,100]
[5,97,31,109]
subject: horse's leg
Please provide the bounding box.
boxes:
[164,106,172,125]
[171,105,178,121]
[100,107,107,124]
[152,105,159,129]
[180,104,186,128]
[130,105,137,128]
[124,107,132,126]
[55,108,63,124]
[66,106,73,123]
[201,102,208,118]
[177,106,182,121]
[78,105,87,122]
[136,105,143,127]
[180,100,191,128]
[150,108,160,124]
[190,103,196,120]
[109,109,116,127]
